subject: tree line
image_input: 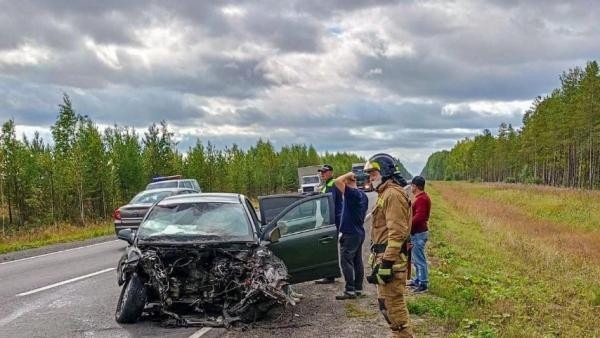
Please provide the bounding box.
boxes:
[0,94,367,229]
[421,61,600,189]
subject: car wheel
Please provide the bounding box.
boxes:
[115,273,147,324]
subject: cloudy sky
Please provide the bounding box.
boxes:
[1,0,598,174]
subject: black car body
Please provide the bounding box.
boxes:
[115,192,340,326]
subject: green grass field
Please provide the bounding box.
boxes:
[408,182,600,337]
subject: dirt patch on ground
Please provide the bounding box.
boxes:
[434,183,600,263]
[223,280,389,338]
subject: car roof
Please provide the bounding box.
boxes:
[148,178,195,184]
[158,192,245,205]
[138,187,194,193]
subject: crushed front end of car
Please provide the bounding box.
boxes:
[115,243,295,327]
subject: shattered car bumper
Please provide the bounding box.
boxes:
[116,243,294,327]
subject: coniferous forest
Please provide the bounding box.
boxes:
[0,94,366,228]
[422,61,600,189]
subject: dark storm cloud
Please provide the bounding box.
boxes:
[203,100,524,132]
[0,1,148,49]
[70,88,207,128]
[0,77,60,125]
[344,0,600,101]
[293,0,401,17]
[1,0,598,173]
[0,77,207,128]
[174,99,519,155]
[0,51,275,99]
[357,54,567,101]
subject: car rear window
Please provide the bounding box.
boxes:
[130,190,173,204]
[146,181,178,189]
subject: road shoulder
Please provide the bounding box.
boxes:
[0,235,117,263]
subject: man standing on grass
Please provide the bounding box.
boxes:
[334,172,368,300]
[406,176,431,293]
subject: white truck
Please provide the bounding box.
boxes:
[297,165,322,193]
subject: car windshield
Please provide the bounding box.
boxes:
[137,202,252,240]
[302,176,320,184]
[130,190,173,204]
[146,181,178,189]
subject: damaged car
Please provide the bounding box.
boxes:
[115,192,340,327]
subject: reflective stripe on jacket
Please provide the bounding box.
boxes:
[321,179,335,193]
[370,180,411,262]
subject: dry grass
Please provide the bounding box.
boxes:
[344,302,378,319]
[436,182,600,263]
[0,221,113,254]
[416,181,600,337]
[463,182,600,231]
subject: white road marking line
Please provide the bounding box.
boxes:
[16,267,115,297]
[0,240,120,265]
[189,327,212,338]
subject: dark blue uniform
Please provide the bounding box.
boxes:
[339,186,368,294]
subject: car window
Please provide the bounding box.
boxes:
[278,197,329,236]
[182,181,193,189]
[302,176,320,184]
[130,190,173,204]
[139,202,252,240]
[146,181,178,189]
[191,181,201,192]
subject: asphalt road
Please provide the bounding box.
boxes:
[0,238,228,338]
[0,191,379,338]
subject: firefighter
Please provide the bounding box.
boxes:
[364,153,413,338]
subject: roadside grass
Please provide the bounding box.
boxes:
[0,221,113,254]
[344,302,378,319]
[450,181,600,232]
[408,182,600,337]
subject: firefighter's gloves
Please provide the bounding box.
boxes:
[377,259,394,284]
[367,259,394,285]
[366,265,379,284]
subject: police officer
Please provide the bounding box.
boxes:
[315,164,343,284]
[364,153,413,338]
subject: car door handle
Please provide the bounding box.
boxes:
[319,235,334,244]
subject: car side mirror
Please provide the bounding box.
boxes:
[267,227,282,243]
[117,228,134,245]
[276,220,288,236]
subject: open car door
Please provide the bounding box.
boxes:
[259,193,340,284]
[258,194,306,225]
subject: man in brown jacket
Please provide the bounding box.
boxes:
[364,153,413,338]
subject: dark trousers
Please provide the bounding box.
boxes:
[339,233,365,293]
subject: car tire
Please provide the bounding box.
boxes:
[115,273,147,324]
